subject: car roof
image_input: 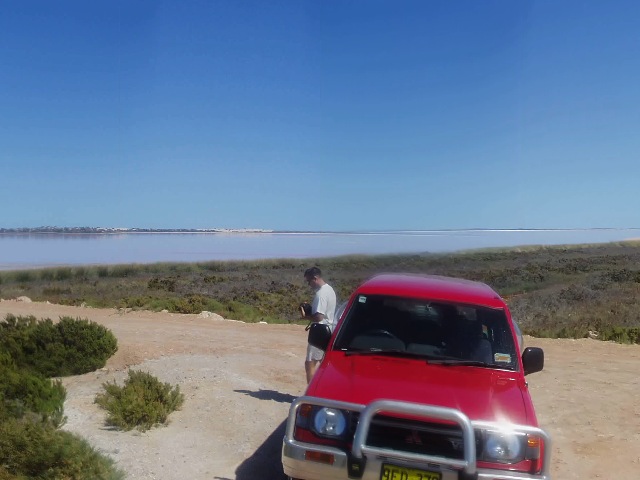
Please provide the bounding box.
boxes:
[355,273,506,309]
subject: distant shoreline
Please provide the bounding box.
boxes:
[3,228,640,273]
[0,227,274,235]
[1,227,640,236]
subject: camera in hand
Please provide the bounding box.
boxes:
[299,302,312,316]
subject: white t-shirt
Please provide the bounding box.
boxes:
[312,283,337,330]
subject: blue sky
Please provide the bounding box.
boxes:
[1,1,639,231]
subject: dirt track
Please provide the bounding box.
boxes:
[1,300,639,479]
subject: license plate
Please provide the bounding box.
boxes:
[380,463,442,480]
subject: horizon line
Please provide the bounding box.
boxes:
[2,226,640,235]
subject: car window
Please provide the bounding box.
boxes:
[334,300,348,327]
[333,294,518,370]
[512,318,524,352]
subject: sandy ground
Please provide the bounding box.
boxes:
[1,300,639,480]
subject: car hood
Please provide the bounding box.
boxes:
[307,353,530,425]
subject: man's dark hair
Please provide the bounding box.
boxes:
[304,266,322,278]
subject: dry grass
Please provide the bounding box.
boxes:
[2,242,640,341]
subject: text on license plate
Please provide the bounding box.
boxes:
[380,463,442,480]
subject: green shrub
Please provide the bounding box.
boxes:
[223,299,267,322]
[598,326,640,344]
[169,294,209,314]
[13,271,33,283]
[0,418,124,480]
[95,370,184,432]
[0,467,19,480]
[74,267,89,280]
[97,266,109,278]
[5,244,640,343]
[42,286,72,296]
[118,296,152,309]
[110,265,137,278]
[52,267,72,281]
[40,269,55,281]
[0,319,122,480]
[0,354,66,426]
[0,315,118,377]
[0,315,39,363]
[203,274,225,284]
[147,277,177,291]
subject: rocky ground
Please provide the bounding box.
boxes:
[1,299,638,479]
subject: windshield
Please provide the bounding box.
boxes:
[333,294,518,370]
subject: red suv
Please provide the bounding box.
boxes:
[282,274,550,480]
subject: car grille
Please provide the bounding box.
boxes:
[350,413,482,460]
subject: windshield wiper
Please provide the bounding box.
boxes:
[428,359,513,369]
[342,350,514,369]
[342,348,434,358]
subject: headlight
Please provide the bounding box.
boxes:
[482,430,525,463]
[312,408,347,437]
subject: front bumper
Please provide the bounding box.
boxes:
[282,396,552,480]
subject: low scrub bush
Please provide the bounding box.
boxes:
[0,354,66,426]
[97,266,110,278]
[13,271,34,283]
[42,286,72,296]
[74,266,89,280]
[203,274,225,284]
[0,418,124,480]
[39,269,55,281]
[5,243,640,343]
[0,317,122,480]
[110,265,137,278]
[598,326,640,344]
[118,295,153,309]
[170,294,211,314]
[95,370,184,432]
[0,315,118,377]
[53,267,73,281]
[148,276,177,291]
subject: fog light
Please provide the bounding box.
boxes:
[305,450,335,465]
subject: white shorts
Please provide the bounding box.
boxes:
[306,343,324,362]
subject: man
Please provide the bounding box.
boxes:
[300,267,337,384]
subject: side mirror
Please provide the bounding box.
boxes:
[308,323,332,351]
[522,347,544,375]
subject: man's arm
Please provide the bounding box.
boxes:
[308,312,325,323]
[299,305,325,323]
[310,289,331,323]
